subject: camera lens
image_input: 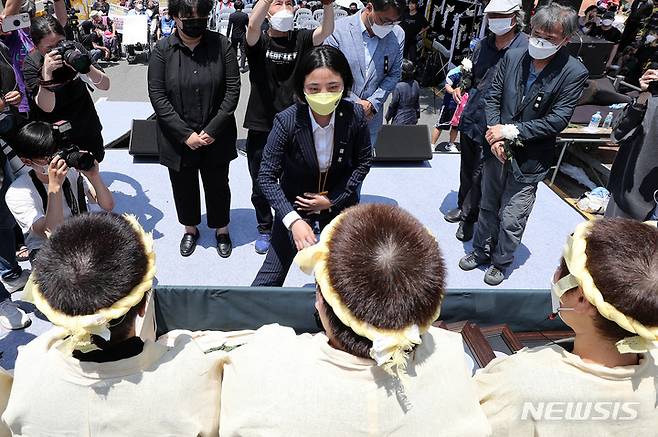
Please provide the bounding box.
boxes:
[12,19,20,26]
[65,150,95,171]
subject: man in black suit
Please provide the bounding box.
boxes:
[227,1,249,72]
[459,3,588,286]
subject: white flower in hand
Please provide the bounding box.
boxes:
[500,124,520,140]
[461,58,473,72]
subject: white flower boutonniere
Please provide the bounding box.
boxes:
[500,124,520,141]
[500,124,525,160]
[461,58,473,72]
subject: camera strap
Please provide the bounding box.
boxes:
[29,170,88,216]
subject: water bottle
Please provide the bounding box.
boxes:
[602,112,614,128]
[588,111,602,129]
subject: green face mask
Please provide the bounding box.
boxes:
[305,92,343,116]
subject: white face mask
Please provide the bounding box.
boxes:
[487,17,514,36]
[528,36,563,60]
[550,274,579,315]
[269,9,294,32]
[33,162,49,175]
[369,14,395,38]
[601,19,613,26]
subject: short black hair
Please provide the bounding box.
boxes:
[408,0,418,5]
[34,213,149,318]
[293,46,354,103]
[168,0,213,18]
[558,219,658,343]
[349,2,357,6]
[370,0,405,13]
[235,0,244,9]
[322,204,446,359]
[13,121,57,160]
[30,15,66,47]
[401,59,415,81]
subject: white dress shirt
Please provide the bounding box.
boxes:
[309,107,335,172]
[358,14,379,74]
[282,109,336,230]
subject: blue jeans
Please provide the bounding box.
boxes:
[0,158,19,299]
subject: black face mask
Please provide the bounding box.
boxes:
[180,18,207,38]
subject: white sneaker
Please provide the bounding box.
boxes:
[446,143,460,153]
[0,300,31,330]
[0,269,31,294]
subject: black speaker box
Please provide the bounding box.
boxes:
[373,124,432,162]
[129,119,159,157]
[567,34,614,79]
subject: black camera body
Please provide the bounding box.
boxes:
[51,120,95,171]
[648,62,658,96]
[650,80,658,96]
[55,40,91,74]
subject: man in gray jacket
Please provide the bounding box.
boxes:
[459,3,588,286]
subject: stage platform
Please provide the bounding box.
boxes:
[102,150,584,290]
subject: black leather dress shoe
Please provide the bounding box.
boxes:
[180,230,199,257]
[444,207,462,223]
[456,221,474,242]
[216,233,232,258]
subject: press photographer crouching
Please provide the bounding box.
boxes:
[4,121,114,263]
[21,16,110,163]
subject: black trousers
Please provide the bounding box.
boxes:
[246,130,273,234]
[231,36,246,69]
[168,160,231,229]
[403,39,418,64]
[457,133,483,223]
[252,212,337,287]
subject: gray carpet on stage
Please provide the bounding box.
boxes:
[102,150,582,289]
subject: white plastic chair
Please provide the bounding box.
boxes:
[295,8,312,19]
[294,14,311,29]
[303,19,320,29]
[335,9,348,20]
[294,8,312,28]
[313,9,324,22]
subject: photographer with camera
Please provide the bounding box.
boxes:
[605,67,658,221]
[22,16,110,162]
[0,0,68,116]
[5,121,114,263]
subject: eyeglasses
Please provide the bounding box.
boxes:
[531,31,565,46]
